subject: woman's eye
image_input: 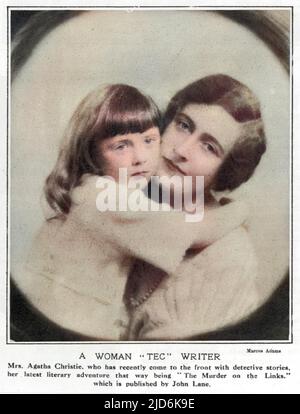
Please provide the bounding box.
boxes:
[177,120,190,132]
[202,142,216,154]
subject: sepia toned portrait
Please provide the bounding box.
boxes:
[9,8,290,342]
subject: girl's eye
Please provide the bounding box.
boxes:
[114,143,128,151]
[144,137,154,144]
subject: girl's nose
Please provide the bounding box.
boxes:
[132,147,147,166]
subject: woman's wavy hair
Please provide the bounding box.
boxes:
[44,84,161,217]
[163,74,266,192]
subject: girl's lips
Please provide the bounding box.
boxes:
[164,158,186,175]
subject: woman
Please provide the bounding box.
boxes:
[125,74,267,340]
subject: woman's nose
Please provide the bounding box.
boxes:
[173,140,192,161]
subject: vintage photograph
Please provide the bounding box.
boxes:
[9,8,291,342]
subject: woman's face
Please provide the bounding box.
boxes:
[99,126,161,182]
[157,104,242,195]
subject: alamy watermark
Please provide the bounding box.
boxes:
[95,168,204,222]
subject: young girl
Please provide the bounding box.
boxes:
[11,84,248,341]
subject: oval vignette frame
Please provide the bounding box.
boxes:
[9,8,291,342]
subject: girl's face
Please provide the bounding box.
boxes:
[99,127,161,182]
[158,104,242,194]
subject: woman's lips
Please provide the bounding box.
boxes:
[131,171,149,177]
[163,157,186,175]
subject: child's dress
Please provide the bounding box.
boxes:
[12,174,201,340]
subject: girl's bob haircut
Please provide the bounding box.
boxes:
[44,84,161,217]
[164,74,266,192]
